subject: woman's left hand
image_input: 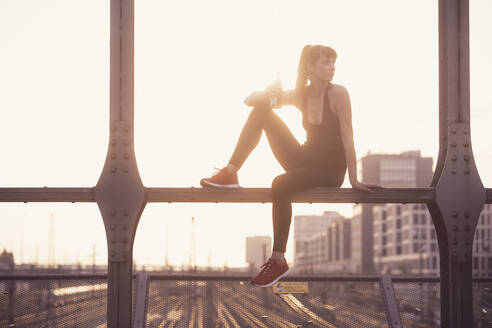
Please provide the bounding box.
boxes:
[350,180,382,192]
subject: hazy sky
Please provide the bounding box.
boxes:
[1,0,491,267]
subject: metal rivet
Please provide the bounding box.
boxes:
[124,126,130,132]
[451,127,457,134]
[111,251,116,257]
[112,139,117,146]
[452,211,458,218]
[122,224,128,230]
[451,141,457,147]
[123,140,130,146]
[123,209,128,216]
[464,168,470,175]
[463,142,469,148]
[453,225,458,231]
[464,154,470,161]
[112,126,118,132]
[451,155,457,161]
[110,224,116,230]
[464,129,469,135]
[451,168,457,174]
[111,239,116,244]
[122,237,128,244]
[464,212,470,218]
[464,225,470,231]
[123,251,129,257]
[123,167,129,173]
[453,239,458,245]
[111,153,117,159]
[111,167,117,173]
[124,153,130,159]
[110,210,116,217]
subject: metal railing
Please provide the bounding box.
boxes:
[1,273,491,328]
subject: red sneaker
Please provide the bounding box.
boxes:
[250,258,290,287]
[200,167,240,188]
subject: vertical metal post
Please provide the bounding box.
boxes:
[133,272,150,328]
[380,275,402,328]
[95,0,146,327]
[7,280,15,326]
[429,0,486,326]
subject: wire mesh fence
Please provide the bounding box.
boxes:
[473,281,492,328]
[145,277,389,327]
[1,275,491,327]
[0,278,107,328]
[393,281,440,327]
[0,276,139,328]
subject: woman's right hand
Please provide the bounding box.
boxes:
[244,91,268,107]
[351,180,383,192]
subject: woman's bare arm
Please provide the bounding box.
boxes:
[244,89,300,108]
[332,85,379,192]
[279,89,300,107]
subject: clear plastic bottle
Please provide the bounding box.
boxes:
[269,72,283,109]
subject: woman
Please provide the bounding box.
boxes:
[200,45,379,287]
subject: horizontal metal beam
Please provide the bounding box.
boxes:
[1,187,491,204]
[146,187,435,203]
[0,188,96,202]
[0,274,109,280]
[2,273,490,283]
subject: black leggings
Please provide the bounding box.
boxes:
[229,103,346,253]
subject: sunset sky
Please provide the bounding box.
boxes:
[1,0,491,268]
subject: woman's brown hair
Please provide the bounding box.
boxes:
[295,45,337,97]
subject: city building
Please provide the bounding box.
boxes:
[0,249,14,272]
[293,211,343,268]
[245,236,271,269]
[295,215,351,274]
[373,204,437,275]
[373,203,492,276]
[473,205,492,276]
[352,150,433,274]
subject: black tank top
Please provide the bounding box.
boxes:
[300,84,347,170]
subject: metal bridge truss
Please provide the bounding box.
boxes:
[1,0,491,327]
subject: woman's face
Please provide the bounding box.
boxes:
[308,54,336,82]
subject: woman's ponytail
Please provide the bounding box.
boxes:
[296,44,312,95]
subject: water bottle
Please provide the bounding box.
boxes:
[269,72,282,109]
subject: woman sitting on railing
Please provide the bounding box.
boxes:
[200,45,379,287]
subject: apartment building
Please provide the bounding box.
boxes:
[373,203,492,276]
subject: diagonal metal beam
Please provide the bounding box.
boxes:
[133,272,150,328]
[380,275,402,328]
